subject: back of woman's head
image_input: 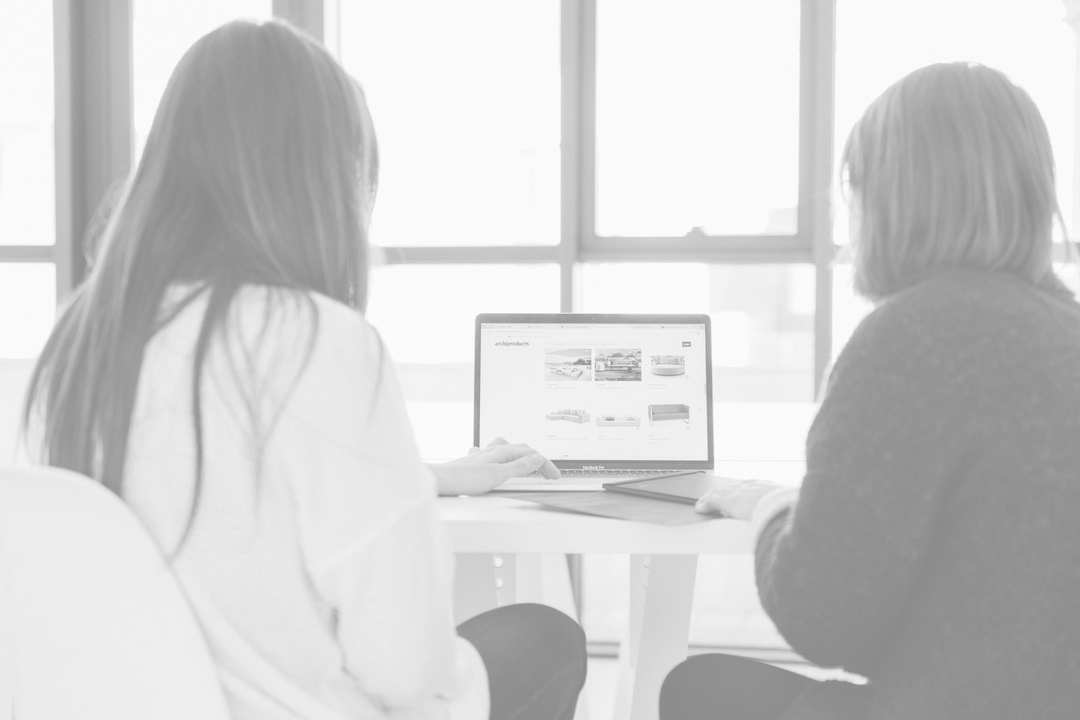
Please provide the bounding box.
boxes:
[841,62,1063,301]
[26,19,378,506]
[130,18,377,299]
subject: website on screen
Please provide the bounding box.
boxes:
[478,322,709,462]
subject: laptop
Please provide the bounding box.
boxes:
[474,313,714,491]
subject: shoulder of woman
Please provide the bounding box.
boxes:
[849,271,1027,352]
[830,270,1058,399]
[230,285,382,356]
[205,287,390,411]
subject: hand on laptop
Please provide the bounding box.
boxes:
[694,478,787,520]
[429,437,561,496]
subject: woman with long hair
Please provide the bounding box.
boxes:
[25,19,584,720]
[663,62,1080,718]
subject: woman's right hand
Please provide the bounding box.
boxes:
[429,437,560,496]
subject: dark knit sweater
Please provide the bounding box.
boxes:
[757,269,1080,720]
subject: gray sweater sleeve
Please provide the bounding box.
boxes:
[755,296,980,674]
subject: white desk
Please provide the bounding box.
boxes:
[441,461,802,720]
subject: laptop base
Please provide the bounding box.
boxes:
[492,469,705,493]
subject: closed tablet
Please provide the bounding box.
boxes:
[604,473,737,504]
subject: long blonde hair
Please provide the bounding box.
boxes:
[842,62,1065,301]
[25,20,378,541]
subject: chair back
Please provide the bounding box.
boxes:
[0,464,230,720]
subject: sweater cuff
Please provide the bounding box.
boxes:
[750,487,800,546]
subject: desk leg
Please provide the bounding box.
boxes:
[453,553,580,622]
[511,554,589,720]
[512,553,580,619]
[453,554,500,625]
[614,555,698,720]
[511,555,591,720]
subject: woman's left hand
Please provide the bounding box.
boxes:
[694,478,787,521]
[429,437,560,496]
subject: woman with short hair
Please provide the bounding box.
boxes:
[665,62,1080,719]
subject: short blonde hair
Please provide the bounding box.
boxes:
[841,62,1064,301]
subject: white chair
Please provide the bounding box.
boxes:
[0,464,230,720]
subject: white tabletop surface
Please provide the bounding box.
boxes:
[440,494,753,554]
[439,460,804,555]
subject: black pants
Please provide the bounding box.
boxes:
[660,653,866,720]
[457,603,588,720]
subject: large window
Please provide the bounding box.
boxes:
[595,1,801,238]
[342,0,827,430]
[339,0,561,247]
[11,2,1077,397]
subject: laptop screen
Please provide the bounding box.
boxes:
[475,314,713,471]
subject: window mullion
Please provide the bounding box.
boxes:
[561,0,592,312]
[376,246,560,265]
[272,0,324,41]
[0,247,56,262]
[803,0,837,397]
[584,235,812,262]
[54,0,133,295]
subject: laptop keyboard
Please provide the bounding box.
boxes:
[557,469,683,479]
[499,468,705,491]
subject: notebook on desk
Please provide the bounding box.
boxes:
[474,313,714,491]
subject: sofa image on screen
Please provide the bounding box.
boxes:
[596,415,641,428]
[650,355,686,376]
[550,365,584,378]
[648,403,690,425]
[545,409,590,423]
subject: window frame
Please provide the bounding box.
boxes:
[344,0,839,395]
[20,0,1080,385]
[8,0,840,389]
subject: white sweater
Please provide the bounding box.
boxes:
[120,285,488,720]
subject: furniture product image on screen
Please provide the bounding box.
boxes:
[648,403,690,425]
[650,355,686,376]
[596,415,641,428]
[550,365,584,378]
[545,409,590,423]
